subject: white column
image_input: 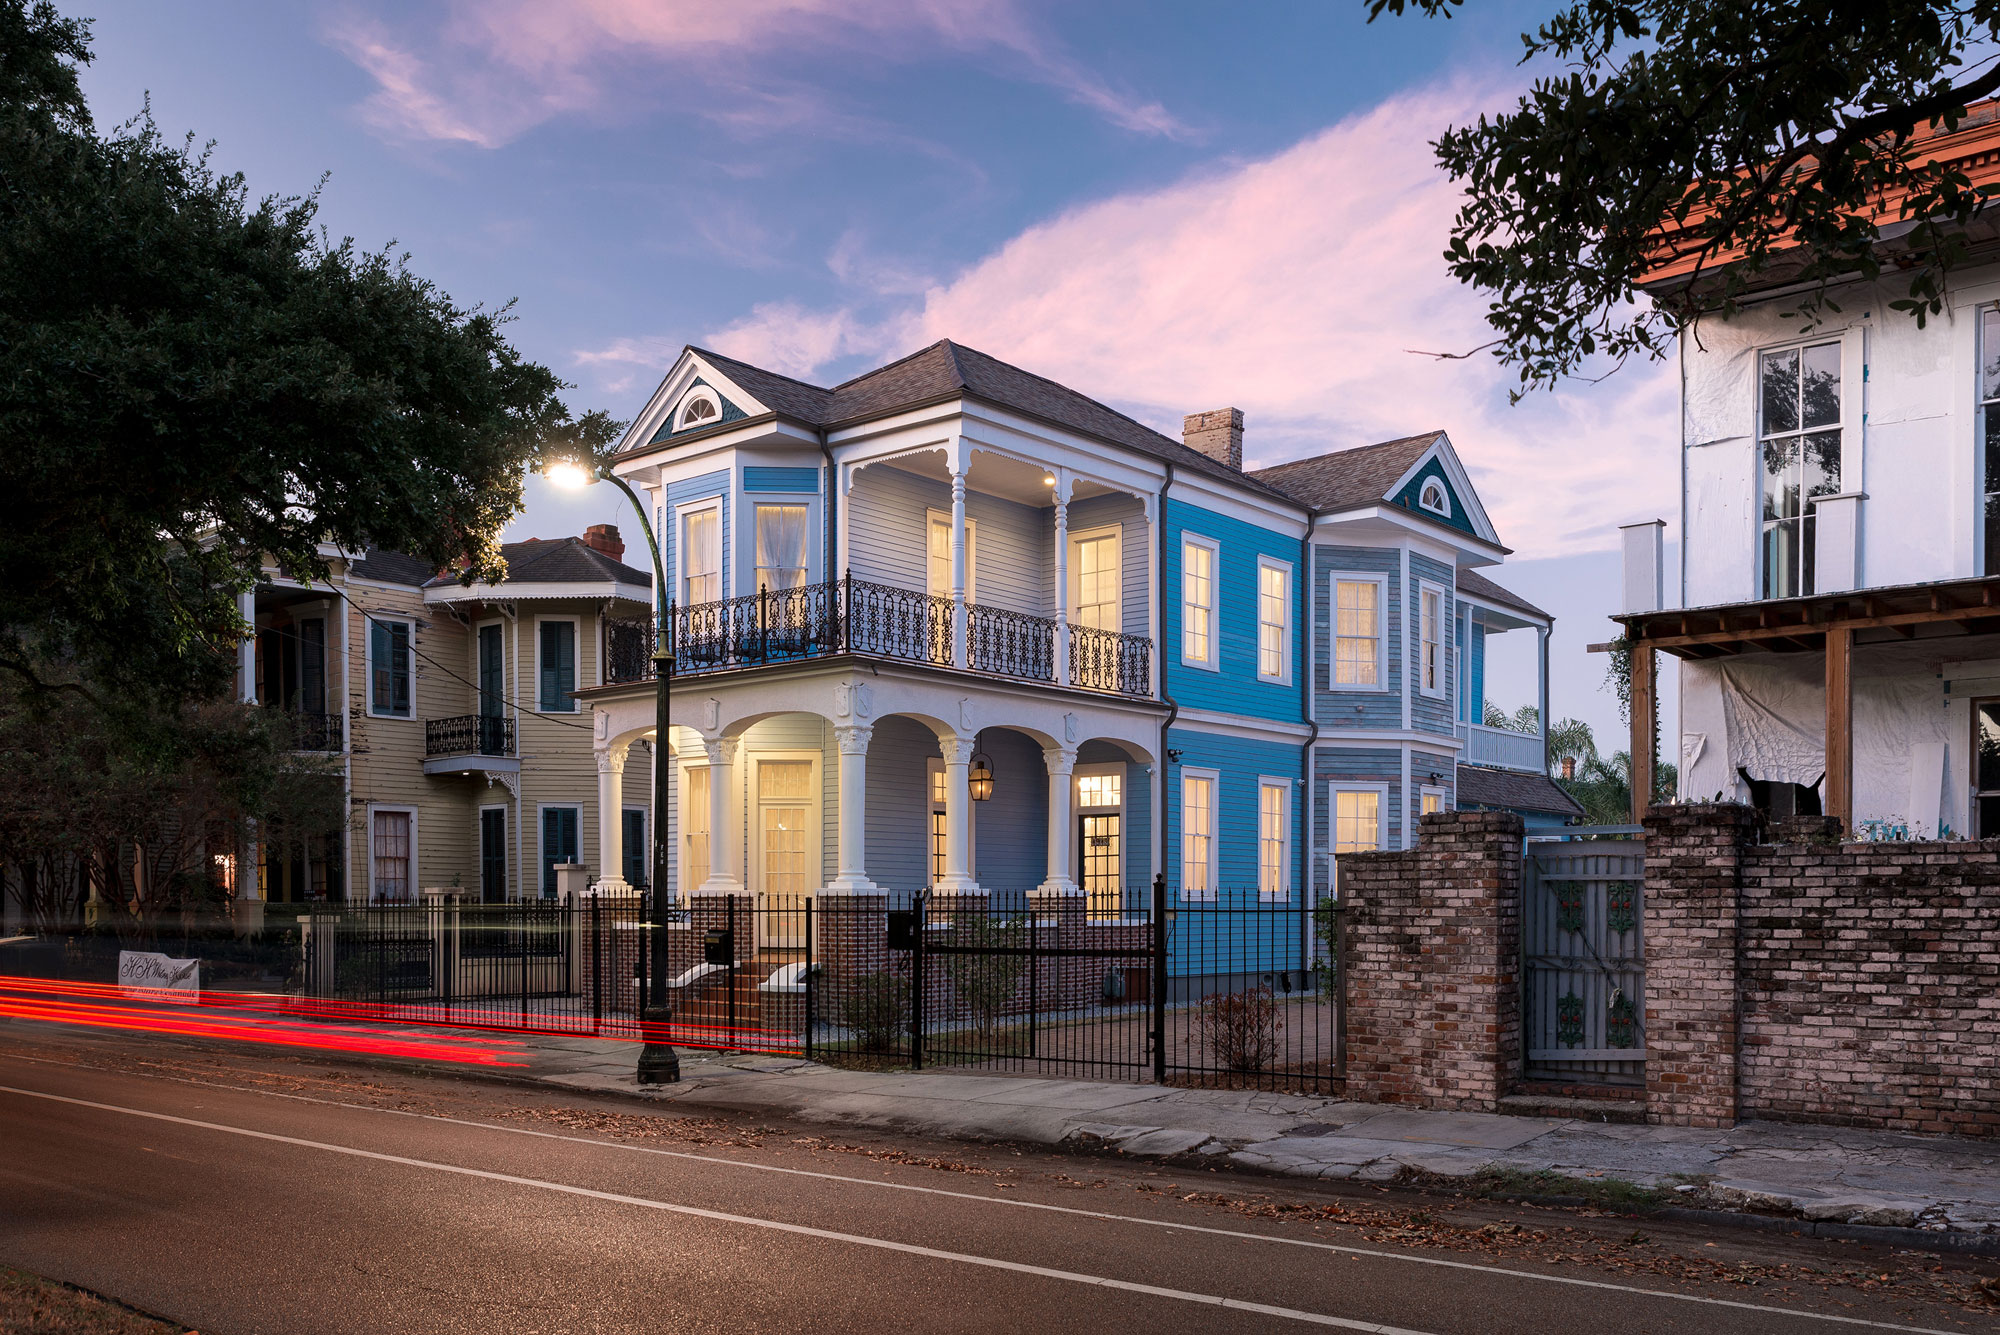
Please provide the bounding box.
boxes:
[697,736,744,894]
[596,745,629,891]
[1040,746,1079,894]
[1053,486,1071,688]
[950,467,969,670]
[826,724,877,893]
[237,589,257,703]
[935,732,978,893]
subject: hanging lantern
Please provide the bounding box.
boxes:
[969,751,995,801]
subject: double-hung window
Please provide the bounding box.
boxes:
[1333,789,1381,854]
[1332,577,1381,686]
[1256,558,1291,683]
[1759,340,1842,599]
[1257,779,1289,902]
[538,620,577,712]
[1180,769,1218,900]
[1419,585,1443,696]
[1182,536,1219,669]
[369,619,412,718]
[681,505,720,604]
[754,503,810,592]
[371,809,413,903]
[1980,310,2000,574]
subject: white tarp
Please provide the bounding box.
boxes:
[1679,639,1969,836]
[118,949,199,995]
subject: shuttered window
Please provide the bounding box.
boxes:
[369,620,411,718]
[539,621,576,712]
[541,806,579,897]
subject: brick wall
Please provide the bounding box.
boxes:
[1641,804,1754,1128]
[1341,810,1522,1111]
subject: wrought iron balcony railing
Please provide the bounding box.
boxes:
[284,710,344,752]
[603,574,1152,699]
[425,714,516,758]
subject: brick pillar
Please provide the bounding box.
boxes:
[1642,802,1755,1128]
[1341,810,1522,1111]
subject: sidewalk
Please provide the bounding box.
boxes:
[447,1031,2000,1241]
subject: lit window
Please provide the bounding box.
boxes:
[1421,789,1444,816]
[1758,340,1842,599]
[928,759,949,884]
[1181,772,1216,900]
[1182,538,1217,667]
[1258,781,1288,902]
[681,506,719,604]
[1333,790,1379,854]
[1257,560,1289,682]
[754,504,809,592]
[372,810,412,904]
[1333,579,1380,686]
[926,513,976,599]
[683,765,711,890]
[1077,772,1122,809]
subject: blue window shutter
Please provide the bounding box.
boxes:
[391,624,411,716]
[540,622,576,711]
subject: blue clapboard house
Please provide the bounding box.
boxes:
[579,342,1573,981]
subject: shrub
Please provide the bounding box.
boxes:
[1196,986,1282,1071]
[941,913,1029,1035]
[838,971,911,1051]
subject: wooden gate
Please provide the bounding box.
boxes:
[1522,837,1645,1085]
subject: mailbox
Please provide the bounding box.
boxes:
[886,910,916,951]
[703,928,734,966]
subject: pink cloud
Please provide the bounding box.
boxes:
[668,84,1674,557]
[329,0,1185,147]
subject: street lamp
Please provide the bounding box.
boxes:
[545,454,679,1082]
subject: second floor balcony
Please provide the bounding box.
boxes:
[604,574,1153,699]
[1456,720,1545,774]
[423,714,518,777]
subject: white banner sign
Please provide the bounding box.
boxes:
[118,950,199,996]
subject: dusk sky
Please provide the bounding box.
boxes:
[75,0,1678,754]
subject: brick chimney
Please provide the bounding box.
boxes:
[581,524,625,561]
[1183,408,1243,470]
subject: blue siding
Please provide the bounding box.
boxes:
[1162,728,1304,905]
[744,465,821,493]
[1163,498,1302,722]
[1389,457,1475,535]
[663,469,731,604]
[1409,553,1456,738]
[972,728,1047,889]
[864,715,939,892]
[1313,544,1402,730]
[1315,745,1405,857]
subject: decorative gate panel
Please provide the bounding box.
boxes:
[1523,838,1645,1085]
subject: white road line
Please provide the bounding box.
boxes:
[0,1060,1973,1335]
[0,1083,1425,1334]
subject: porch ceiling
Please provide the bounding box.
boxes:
[1615,575,2000,659]
[871,446,1125,508]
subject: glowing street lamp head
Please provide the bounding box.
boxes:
[544,459,594,490]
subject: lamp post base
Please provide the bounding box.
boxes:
[636,1003,681,1084]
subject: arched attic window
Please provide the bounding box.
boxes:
[1418,478,1451,518]
[676,390,720,430]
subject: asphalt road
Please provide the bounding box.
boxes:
[0,1042,1991,1334]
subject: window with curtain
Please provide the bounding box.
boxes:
[1181,772,1216,900]
[372,810,411,903]
[928,759,949,884]
[1759,340,1842,599]
[1420,587,1442,694]
[1334,579,1380,686]
[1334,790,1380,854]
[1257,560,1289,681]
[369,620,411,717]
[926,514,977,599]
[755,504,809,592]
[683,765,711,890]
[681,506,719,604]
[1258,781,1288,902]
[1182,539,1216,666]
[538,621,576,712]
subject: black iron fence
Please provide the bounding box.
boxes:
[603,573,1152,699]
[425,714,515,758]
[286,710,344,752]
[2,884,1340,1090]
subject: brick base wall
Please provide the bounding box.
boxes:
[1341,811,1522,1112]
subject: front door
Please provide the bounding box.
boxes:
[755,759,813,947]
[480,808,507,903]
[1079,814,1122,921]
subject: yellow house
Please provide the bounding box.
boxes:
[242,525,654,907]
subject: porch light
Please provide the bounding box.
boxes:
[969,752,995,801]
[1042,474,1056,486]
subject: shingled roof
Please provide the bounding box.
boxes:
[422,537,651,590]
[1456,764,1584,819]
[348,548,437,586]
[1245,432,1442,513]
[685,340,1302,502]
[1457,568,1549,622]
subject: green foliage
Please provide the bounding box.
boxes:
[0,0,620,707]
[837,971,911,1050]
[1370,0,2000,394]
[1546,716,1598,775]
[940,913,1029,1035]
[1559,747,1679,825]
[1483,701,1541,733]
